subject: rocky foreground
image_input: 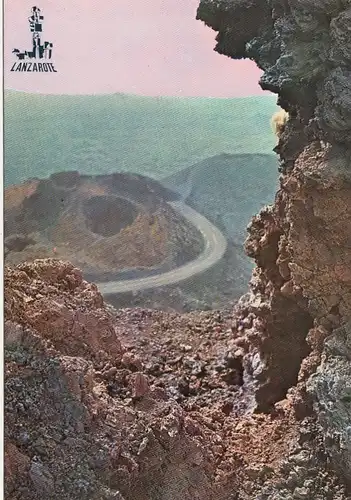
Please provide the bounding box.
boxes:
[4,260,348,499]
[4,0,351,498]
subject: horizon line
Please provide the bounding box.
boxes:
[4,87,275,100]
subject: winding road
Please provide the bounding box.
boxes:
[96,201,227,296]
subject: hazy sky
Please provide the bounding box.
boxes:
[5,0,267,97]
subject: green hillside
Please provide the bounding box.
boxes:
[4,91,278,187]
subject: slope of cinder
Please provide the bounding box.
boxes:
[4,171,203,278]
[4,260,222,500]
[3,259,296,500]
[4,259,349,499]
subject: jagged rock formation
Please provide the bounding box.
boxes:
[5,259,348,499]
[4,261,227,500]
[197,0,351,492]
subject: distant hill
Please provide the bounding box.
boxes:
[4,171,203,279]
[4,91,278,187]
[162,153,279,243]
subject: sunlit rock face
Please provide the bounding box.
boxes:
[198,0,351,487]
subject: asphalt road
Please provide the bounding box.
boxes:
[96,201,227,296]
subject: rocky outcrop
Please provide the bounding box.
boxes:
[6,259,348,499]
[197,0,351,491]
[4,260,225,500]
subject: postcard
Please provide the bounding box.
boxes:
[4,1,349,499]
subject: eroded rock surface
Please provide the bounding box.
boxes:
[197,0,351,493]
[4,261,227,500]
[4,260,349,499]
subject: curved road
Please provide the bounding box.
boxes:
[96,201,227,295]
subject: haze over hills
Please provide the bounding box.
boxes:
[103,153,279,311]
[4,90,278,186]
[163,153,278,243]
[4,91,280,310]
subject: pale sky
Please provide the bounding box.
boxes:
[5,0,266,97]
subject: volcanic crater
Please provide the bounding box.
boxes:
[82,195,139,237]
[4,171,204,281]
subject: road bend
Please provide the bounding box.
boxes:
[96,201,227,295]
